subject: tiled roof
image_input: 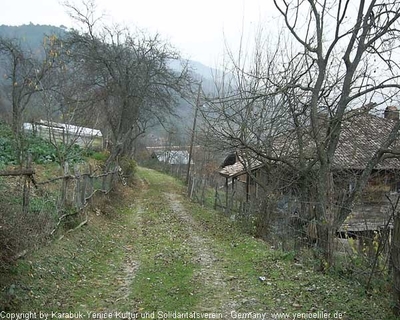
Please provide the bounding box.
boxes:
[218,155,263,178]
[333,113,400,169]
[218,111,400,177]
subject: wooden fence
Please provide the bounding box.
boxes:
[187,175,249,216]
[0,159,121,235]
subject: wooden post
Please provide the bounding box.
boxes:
[214,184,218,210]
[186,83,202,185]
[201,178,206,205]
[190,176,195,199]
[87,164,94,202]
[22,154,32,214]
[60,162,69,208]
[81,172,87,207]
[112,165,119,190]
[225,177,229,215]
[75,165,81,209]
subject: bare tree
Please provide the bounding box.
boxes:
[62,1,193,170]
[204,0,400,271]
[0,34,61,165]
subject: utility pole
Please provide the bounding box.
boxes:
[186,83,202,185]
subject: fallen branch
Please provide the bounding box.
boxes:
[66,219,88,233]
[85,188,113,202]
[13,249,28,260]
[50,211,80,236]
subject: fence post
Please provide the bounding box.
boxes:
[187,175,192,197]
[190,176,195,199]
[81,172,87,208]
[74,165,82,209]
[225,178,230,215]
[214,184,218,210]
[87,164,94,203]
[112,165,119,191]
[22,153,32,214]
[201,178,206,206]
[60,162,69,209]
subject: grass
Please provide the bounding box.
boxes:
[128,168,198,311]
[0,167,397,319]
[2,208,127,311]
[131,260,197,311]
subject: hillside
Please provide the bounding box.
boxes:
[0,23,66,50]
[0,167,395,319]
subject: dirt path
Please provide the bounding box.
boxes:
[164,192,238,318]
[111,179,149,305]
[113,214,141,304]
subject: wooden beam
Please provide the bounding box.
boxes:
[0,169,35,176]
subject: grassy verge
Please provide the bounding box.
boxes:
[186,193,396,319]
[1,196,129,311]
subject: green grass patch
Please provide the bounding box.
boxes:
[86,151,109,162]
[131,260,197,311]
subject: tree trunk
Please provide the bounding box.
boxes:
[12,105,24,165]
[317,221,335,269]
[315,170,335,269]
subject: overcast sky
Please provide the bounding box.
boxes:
[0,0,278,67]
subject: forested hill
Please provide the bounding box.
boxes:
[0,23,67,49]
[0,24,67,115]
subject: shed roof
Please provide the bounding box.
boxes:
[24,120,102,137]
[218,155,263,178]
[218,107,400,178]
[339,203,393,232]
[333,113,400,170]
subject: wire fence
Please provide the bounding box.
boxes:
[2,161,120,214]
[186,169,399,288]
[0,157,121,263]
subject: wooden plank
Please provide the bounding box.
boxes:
[0,168,35,176]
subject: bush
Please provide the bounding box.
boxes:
[0,189,56,268]
[0,123,17,166]
[0,122,86,165]
[26,135,57,164]
[119,156,137,185]
[89,151,110,162]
